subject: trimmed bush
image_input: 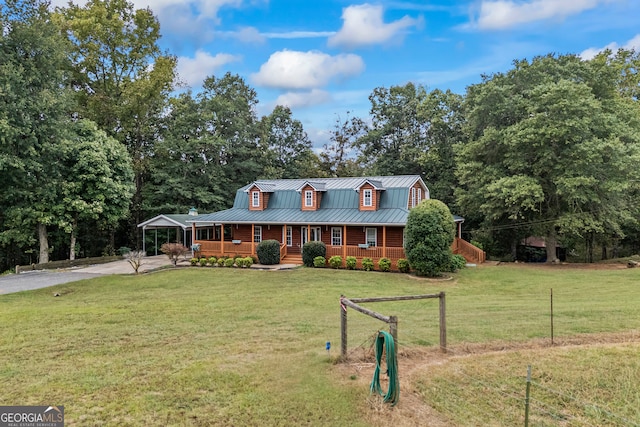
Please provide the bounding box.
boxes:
[234,256,243,267]
[449,254,467,272]
[224,258,235,268]
[199,257,207,266]
[362,257,374,271]
[328,255,342,269]
[302,241,326,267]
[190,258,198,266]
[313,256,326,268]
[397,258,410,273]
[243,257,254,268]
[257,239,281,265]
[345,256,357,270]
[378,257,391,272]
[208,256,218,266]
[405,199,455,277]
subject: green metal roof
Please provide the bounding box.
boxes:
[191,176,426,226]
[138,214,195,229]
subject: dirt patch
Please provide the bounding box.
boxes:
[334,331,640,426]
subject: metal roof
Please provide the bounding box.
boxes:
[237,175,423,192]
[138,214,195,229]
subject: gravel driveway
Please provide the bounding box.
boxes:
[0,256,173,295]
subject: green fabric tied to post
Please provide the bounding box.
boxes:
[370,330,399,406]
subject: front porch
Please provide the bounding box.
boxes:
[191,221,485,268]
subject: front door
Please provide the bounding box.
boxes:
[301,226,321,246]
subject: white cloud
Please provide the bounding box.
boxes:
[251,50,365,90]
[580,34,640,60]
[475,0,610,30]
[274,89,332,109]
[328,4,422,49]
[177,50,241,87]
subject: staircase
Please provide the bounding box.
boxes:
[453,238,486,264]
[282,254,303,265]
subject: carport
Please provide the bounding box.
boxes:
[137,210,197,255]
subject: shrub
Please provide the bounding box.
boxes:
[224,258,235,268]
[311,256,325,268]
[378,257,391,272]
[257,239,281,265]
[251,255,259,264]
[345,256,357,270]
[199,257,207,266]
[302,241,326,267]
[362,257,374,271]
[404,199,455,277]
[328,255,342,269]
[470,240,484,250]
[208,256,218,266]
[160,243,190,266]
[397,258,410,273]
[234,256,243,267]
[190,258,198,266]
[449,254,467,272]
[117,246,131,256]
[243,257,254,268]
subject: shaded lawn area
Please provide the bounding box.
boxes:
[1,265,639,426]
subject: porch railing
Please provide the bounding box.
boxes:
[453,237,486,264]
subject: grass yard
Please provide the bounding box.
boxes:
[0,264,639,426]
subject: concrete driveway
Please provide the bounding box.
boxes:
[0,255,173,295]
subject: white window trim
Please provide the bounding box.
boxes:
[331,227,342,246]
[363,189,373,207]
[366,227,377,247]
[305,190,313,207]
[254,225,262,243]
[286,226,292,247]
[252,191,260,207]
[411,187,416,208]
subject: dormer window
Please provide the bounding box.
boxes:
[363,189,373,207]
[252,191,260,207]
[305,190,313,207]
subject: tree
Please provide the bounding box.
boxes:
[457,54,640,262]
[59,120,135,260]
[404,199,455,277]
[0,0,71,265]
[54,0,176,247]
[319,113,366,177]
[354,83,428,175]
[145,91,229,217]
[198,73,263,202]
[416,89,465,207]
[259,105,316,179]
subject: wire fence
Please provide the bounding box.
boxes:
[339,297,640,427]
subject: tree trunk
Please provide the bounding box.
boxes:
[545,229,558,263]
[38,223,49,264]
[601,244,607,260]
[69,230,76,261]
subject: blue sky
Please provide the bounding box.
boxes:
[52,0,640,148]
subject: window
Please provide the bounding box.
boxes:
[366,228,377,247]
[411,187,416,207]
[305,190,313,207]
[331,227,342,246]
[363,189,373,207]
[254,225,262,243]
[286,226,292,246]
[252,191,260,207]
[417,188,422,204]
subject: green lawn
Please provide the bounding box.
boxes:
[1,265,639,426]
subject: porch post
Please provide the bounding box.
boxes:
[251,223,255,256]
[155,229,158,256]
[383,226,387,258]
[342,224,347,262]
[307,224,311,242]
[220,224,225,255]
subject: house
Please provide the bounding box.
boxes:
[186,175,485,267]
